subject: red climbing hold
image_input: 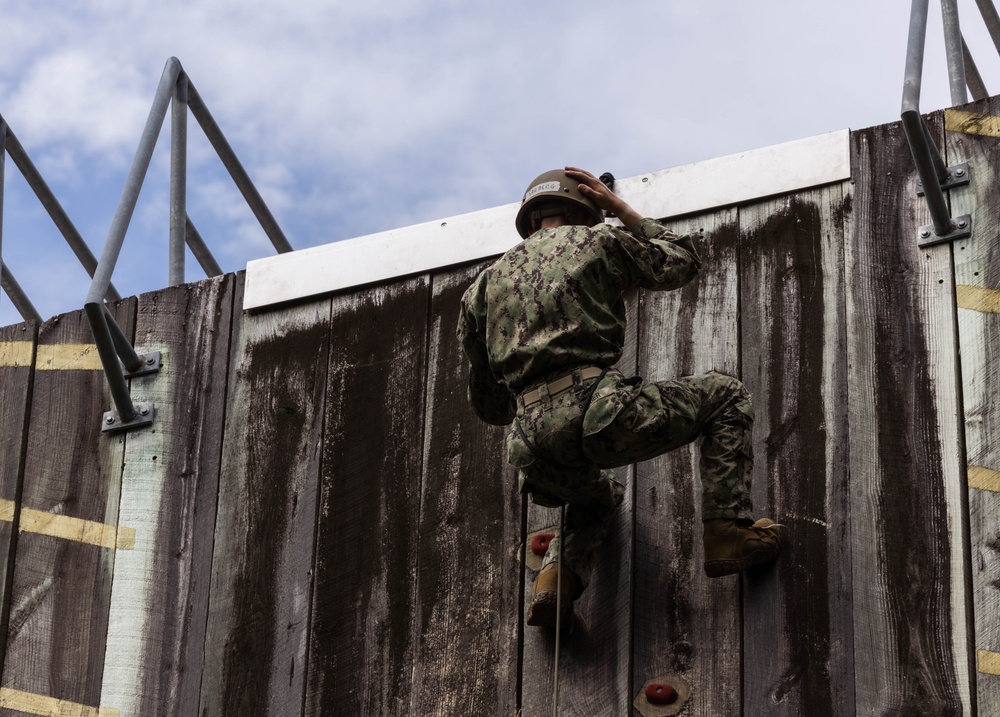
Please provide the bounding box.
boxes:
[530,532,554,556]
[644,683,678,705]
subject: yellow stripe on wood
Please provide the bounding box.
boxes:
[0,342,34,367]
[956,285,1000,314]
[0,687,119,716]
[969,466,1000,493]
[35,344,105,370]
[0,500,135,549]
[945,108,1000,137]
[979,649,1000,676]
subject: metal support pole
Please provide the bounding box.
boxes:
[942,0,969,105]
[902,112,955,236]
[185,215,224,277]
[85,302,136,423]
[103,304,142,372]
[169,73,189,287]
[1,262,42,323]
[1,115,120,302]
[962,37,989,100]
[86,57,181,305]
[186,81,293,254]
[0,118,5,321]
[974,0,1000,56]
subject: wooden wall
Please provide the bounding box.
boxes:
[0,103,997,716]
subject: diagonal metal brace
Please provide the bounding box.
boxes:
[85,302,160,432]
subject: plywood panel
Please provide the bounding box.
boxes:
[199,297,330,717]
[740,188,854,716]
[944,99,1000,715]
[847,116,972,715]
[304,277,429,716]
[408,264,520,716]
[0,322,37,672]
[100,275,236,716]
[631,211,741,717]
[0,302,134,714]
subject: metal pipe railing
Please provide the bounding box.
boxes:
[1,263,42,324]
[84,56,292,430]
[942,0,969,105]
[962,37,989,100]
[975,0,1000,54]
[185,216,223,277]
[1,116,121,303]
[187,82,293,254]
[169,74,189,287]
[901,0,973,246]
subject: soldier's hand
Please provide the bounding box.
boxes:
[565,167,643,229]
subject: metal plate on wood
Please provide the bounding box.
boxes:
[916,162,970,195]
[102,403,155,433]
[125,350,162,378]
[917,214,972,247]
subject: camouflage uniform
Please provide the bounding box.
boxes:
[457,219,755,588]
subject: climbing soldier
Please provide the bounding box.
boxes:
[457,167,781,629]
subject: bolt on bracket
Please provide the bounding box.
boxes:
[102,402,155,433]
[917,213,972,248]
[126,351,162,378]
[916,162,970,196]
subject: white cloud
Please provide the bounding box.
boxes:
[0,0,997,321]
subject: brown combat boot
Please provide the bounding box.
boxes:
[526,562,581,629]
[703,518,782,578]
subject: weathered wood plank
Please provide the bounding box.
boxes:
[520,284,638,717]
[408,263,520,716]
[199,296,330,717]
[847,115,972,715]
[0,302,135,714]
[740,188,854,716]
[99,275,236,716]
[304,277,429,716]
[944,98,1000,715]
[0,322,37,674]
[631,211,742,717]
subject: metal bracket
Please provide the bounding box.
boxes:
[126,350,162,378]
[102,402,155,433]
[917,213,972,248]
[916,162,970,196]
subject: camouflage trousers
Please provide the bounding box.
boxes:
[507,368,754,588]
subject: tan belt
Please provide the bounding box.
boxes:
[520,367,604,407]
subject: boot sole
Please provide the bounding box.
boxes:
[704,547,779,578]
[526,591,572,629]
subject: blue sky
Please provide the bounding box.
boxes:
[0,0,996,325]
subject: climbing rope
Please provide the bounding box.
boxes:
[552,504,565,717]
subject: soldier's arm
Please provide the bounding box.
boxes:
[566,167,700,290]
[456,275,516,426]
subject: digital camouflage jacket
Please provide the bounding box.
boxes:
[457,218,701,425]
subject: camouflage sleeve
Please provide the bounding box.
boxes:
[612,217,701,291]
[456,271,516,426]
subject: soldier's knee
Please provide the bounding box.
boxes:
[703,372,753,420]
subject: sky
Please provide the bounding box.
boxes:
[1,0,998,326]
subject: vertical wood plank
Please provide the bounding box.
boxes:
[304,277,429,716]
[847,116,972,715]
[199,297,331,717]
[100,275,236,716]
[409,264,520,716]
[0,322,37,671]
[944,99,1000,715]
[740,188,854,716]
[0,302,135,713]
[520,281,638,717]
[632,211,742,717]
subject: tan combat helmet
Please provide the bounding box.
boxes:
[514,169,605,239]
